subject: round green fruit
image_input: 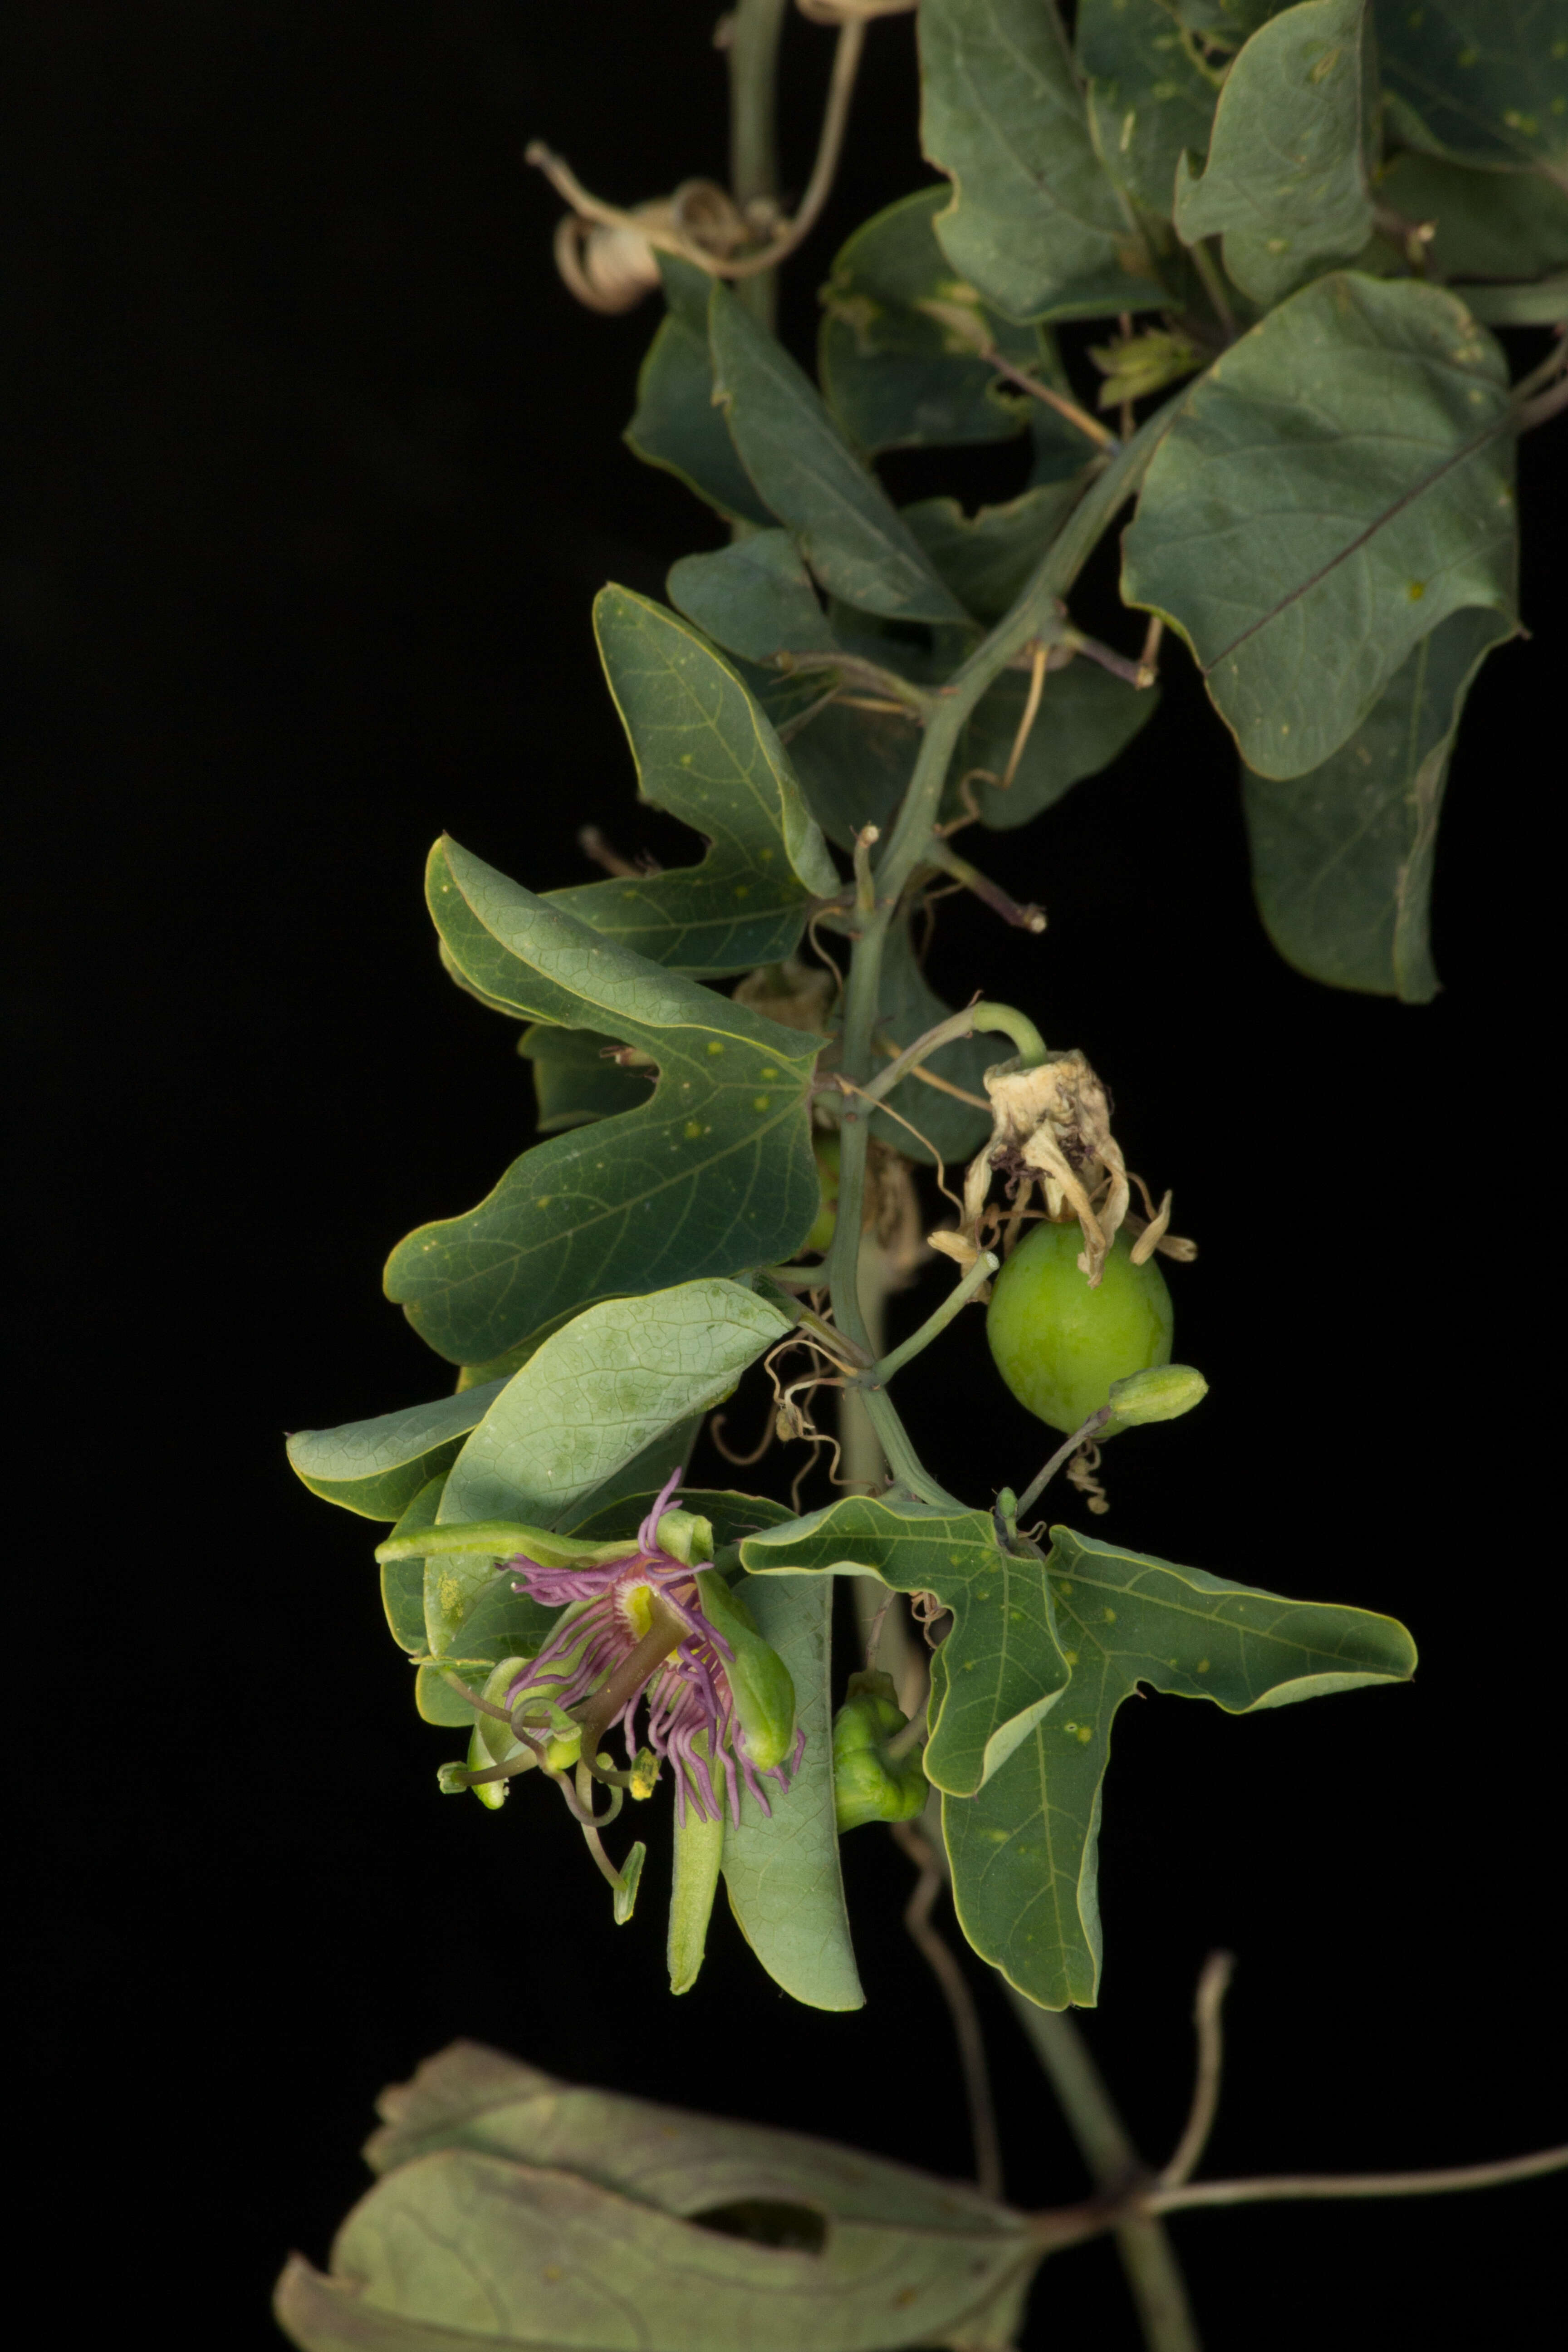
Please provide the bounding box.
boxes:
[986,1220,1174,1436]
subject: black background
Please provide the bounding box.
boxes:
[9,5,1563,2345]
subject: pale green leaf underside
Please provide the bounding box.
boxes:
[721,1573,865,2012]
[709,284,970,625]
[383,838,822,1367]
[438,1279,789,1530]
[1242,603,1511,999]
[944,1525,1416,2009]
[542,586,836,976]
[286,1376,509,1520]
[741,1494,1071,1797]
[1121,271,1515,777]
[919,0,1165,322]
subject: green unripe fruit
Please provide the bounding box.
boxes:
[986,1221,1174,1436]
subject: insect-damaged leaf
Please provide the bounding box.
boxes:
[275,2043,1036,2352]
[542,588,838,977]
[383,839,823,1368]
[740,1494,1072,1797]
[943,1525,1416,2009]
[1242,603,1512,1000]
[1121,272,1515,777]
[707,283,971,626]
[1174,0,1377,308]
[919,0,1166,322]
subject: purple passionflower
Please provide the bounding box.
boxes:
[503,1469,795,1825]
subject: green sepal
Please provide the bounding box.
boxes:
[613,1841,647,1926]
[668,1784,725,1995]
[380,1475,444,1654]
[832,1670,929,1834]
[694,1569,797,1774]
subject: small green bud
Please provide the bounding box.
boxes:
[436,1760,472,1798]
[1104,1363,1208,1431]
[832,1670,928,1833]
[695,1570,797,1772]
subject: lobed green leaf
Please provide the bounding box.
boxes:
[1122,271,1515,777]
[286,1377,510,1520]
[625,256,774,526]
[1174,0,1377,307]
[541,587,838,977]
[1375,0,1568,175]
[944,1525,1416,2009]
[384,838,823,1367]
[666,530,837,666]
[1077,0,1223,220]
[740,1494,1072,1798]
[709,285,970,626]
[919,0,1166,322]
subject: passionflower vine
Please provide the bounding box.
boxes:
[503,1469,800,1826]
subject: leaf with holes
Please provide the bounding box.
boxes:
[1121,272,1515,777]
[943,1525,1416,2009]
[1242,604,1512,999]
[275,2043,1036,2352]
[1174,0,1377,306]
[708,285,970,627]
[919,0,1166,322]
[383,838,823,1367]
[540,588,838,977]
[741,1494,1072,1797]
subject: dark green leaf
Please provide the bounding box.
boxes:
[384,839,823,1367]
[1122,272,1515,777]
[769,691,923,849]
[625,256,774,527]
[720,1573,865,2011]
[955,657,1160,830]
[1375,0,1568,175]
[516,1024,648,1135]
[541,588,838,976]
[1376,148,1568,280]
[902,480,1088,624]
[666,529,836,665]
[276,2044,1034,2352]
[1242,603,1511,998]
[944,1524,1416,2007]
[707,284,971,625]
[869,916,997,1166]
[818,186,1082,473]
[438,1279,792,1528]
[740,1494,1072,1797]
[919,0,1166,321]
[286,1377,510,1521]
[1078,0,1223,218]
[1174,0,1377,306]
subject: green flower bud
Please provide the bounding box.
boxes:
[1104,1363,1208,1431]
[694,1570,798,1773]
[832,1669,928,1833]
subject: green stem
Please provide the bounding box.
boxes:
[1005,1990,1203,2352]
[858,1001,1046,1111]
[727,0,789,330]
[861,1252,998,1388]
